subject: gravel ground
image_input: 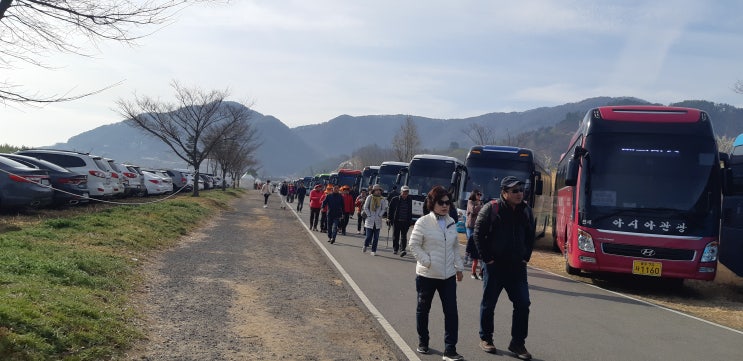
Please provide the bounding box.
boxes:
[125,191,402,360]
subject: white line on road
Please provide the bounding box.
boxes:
[289,207,421,361]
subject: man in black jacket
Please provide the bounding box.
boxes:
[387,185,414,256]
[473,176,535,360]
[321,185,345,244]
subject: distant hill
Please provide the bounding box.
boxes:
[45,97,743,178]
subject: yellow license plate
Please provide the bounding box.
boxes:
[632,260,662,277]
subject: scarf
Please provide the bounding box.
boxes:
[371,195,382,212]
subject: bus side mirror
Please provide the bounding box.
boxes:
[720,152,732,196]
[535,179,544,195]
[566,157,579,186]
[565,146,585,187]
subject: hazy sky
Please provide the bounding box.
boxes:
[4,0,743,147]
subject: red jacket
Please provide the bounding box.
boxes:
[309,188,324,208]
[342,193,354,213]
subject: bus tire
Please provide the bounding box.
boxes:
[564,241,581,275]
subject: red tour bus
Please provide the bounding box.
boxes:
[553,106,723,281]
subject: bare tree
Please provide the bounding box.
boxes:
[461,123,498,145]
[352,144,394,168]
[117,81,253,196]
[735,80,743,95]
[717,135,735,155]
[392,116,421,162]
[0,0,204,105]
[209,119,262,190]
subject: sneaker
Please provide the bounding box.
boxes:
[263,205,267,208]
[370,252,376,256]
[416,345,429,354]
[471,273,480,280]
[362,246,368,253]
[480,340,497,353]
[393,250,398,255]
[508,344,532,360]
[399,251,406,257]
[330,238,335,244]
[357,230,361,234]
[442,349,464,361]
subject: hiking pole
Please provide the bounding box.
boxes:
[386,221,390,248]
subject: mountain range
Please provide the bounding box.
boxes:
[47,97,743,178]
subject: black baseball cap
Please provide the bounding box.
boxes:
[500,176,523,189]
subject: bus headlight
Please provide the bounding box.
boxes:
[577,229,595,253]
[700,241,719,262]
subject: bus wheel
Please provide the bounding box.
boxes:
[564,244,581,275]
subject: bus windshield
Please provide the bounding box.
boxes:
[407,159,455,196]
[584,133,717,213]
[465,158,532,201]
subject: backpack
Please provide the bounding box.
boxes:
[489,199,500,223]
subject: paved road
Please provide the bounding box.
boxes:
[289,208,743,361]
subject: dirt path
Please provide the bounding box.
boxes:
[126,191,402,360]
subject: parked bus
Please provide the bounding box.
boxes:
[360,166,379,191]
[375,161,408,197]
[313,173,331,188]
[330,169,362,189]
[462,145,551,238]
[720,134,743,276]
[399,154,466,220]
[554,106,724,281]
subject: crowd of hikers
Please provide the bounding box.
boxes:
[255,177,536,361]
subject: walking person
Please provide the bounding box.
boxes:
[296,182,307,212]
[408,185,465,361]
[308,184,324,231]
[355,189,368,234]
[387,185,413,256]
[473,176,536,360]
[340,186,354,235]
[466,189,484,279]
[321,184,344,244]
[319,185,331,232]
[361,184,388,256]
[279,181,289,210]
[261,180,272,208]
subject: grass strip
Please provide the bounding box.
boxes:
[0,189,243,360]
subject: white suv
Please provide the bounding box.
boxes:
[16,149,114,198]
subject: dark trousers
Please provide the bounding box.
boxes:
[263,194,269,205]
[320,212,327,231]
[296,196,305,211]
[416,275,458,353]
[340,212,351,234]
[363,226,381,252]
[327,216,340,240]
[309,207,320,229]
[479,262,530,347]
[392,220,410,252]
[357,212,364,232]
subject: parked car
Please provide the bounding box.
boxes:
[165,169,193,193]
[199,174,214,190]
[150,170,173,193]
[100,158,125,197]
[0,156,54,209]
[122,164,145,196]
[0,153,89,206]
[140,169,169,196]
[16,149,114,198]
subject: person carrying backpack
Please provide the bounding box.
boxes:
[473,176,536,360]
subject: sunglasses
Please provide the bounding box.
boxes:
[508,187,524,194]
[436,199,452,206]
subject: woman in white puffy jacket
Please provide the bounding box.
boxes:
[408,185,465,360]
